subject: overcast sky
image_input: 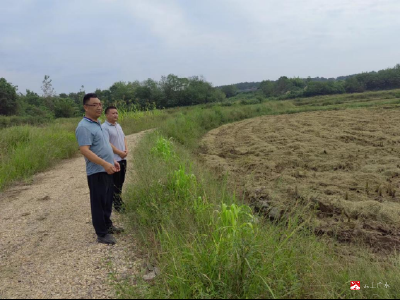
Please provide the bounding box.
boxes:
[1,0,400,94]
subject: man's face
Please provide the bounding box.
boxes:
[106,109,119,123]
[84,98,103,118]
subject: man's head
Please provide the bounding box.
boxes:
[105,106,119,124]
[83,93,102,120]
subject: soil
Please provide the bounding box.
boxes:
[0,131,149,299]
[200,108,400,252]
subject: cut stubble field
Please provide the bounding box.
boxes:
[201,108,400,252]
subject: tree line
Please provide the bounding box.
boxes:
[259,64,400,99]
[0,74,225,118]
[1,64,400,118]
[217,64,400,99]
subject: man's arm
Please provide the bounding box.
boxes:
[80,146,117,174]
[124,137,129,156]
[110,143,127,159]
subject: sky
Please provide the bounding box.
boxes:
[1,0,400,94]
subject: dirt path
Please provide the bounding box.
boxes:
[0,131,148,299]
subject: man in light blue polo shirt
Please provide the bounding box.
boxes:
[75,93,122,245]
[102,106,128,213]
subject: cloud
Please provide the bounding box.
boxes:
[1,0,400,92]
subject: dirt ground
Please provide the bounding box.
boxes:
[201,108,400,252]
[0,131,148,299]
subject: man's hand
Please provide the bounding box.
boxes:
[80,146,117,174]
[119,150,128,159]
[104,162,117,175]
[114,160,121,172]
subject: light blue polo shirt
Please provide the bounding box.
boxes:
[75,117,114,176]
[101,121,126,162]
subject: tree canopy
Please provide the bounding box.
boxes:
[0,74,225,117]
[0,78,18,116]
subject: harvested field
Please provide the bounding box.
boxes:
[201,108,400,252]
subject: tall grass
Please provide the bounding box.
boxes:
[0,124,77,190]
[117,109,170,134]
[0,115,54,129]
[120,133,400,299]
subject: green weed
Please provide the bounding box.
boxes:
[151,136,175,161]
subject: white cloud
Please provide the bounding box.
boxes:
[1,0,400,91]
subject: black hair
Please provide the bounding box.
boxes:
[83,93,98,106]
[105,106,118,115]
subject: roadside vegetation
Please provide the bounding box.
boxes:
[119,130,400,299]
[0,121,77,190]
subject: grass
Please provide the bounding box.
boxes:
[0,124,77,190]
[0,115,54,129]
[119,132,400,299]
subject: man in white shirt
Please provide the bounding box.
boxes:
[102,106,128,213]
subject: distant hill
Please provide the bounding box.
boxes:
[218,76,355,92]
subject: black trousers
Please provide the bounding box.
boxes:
[113,160,127,211]
[87,172,114,236]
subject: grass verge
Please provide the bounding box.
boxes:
[119,132,400,299]
[0,124,77,190]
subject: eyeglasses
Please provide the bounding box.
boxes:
[85,103,103,107]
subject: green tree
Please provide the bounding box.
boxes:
[344,77,366,93]
[25,90,44,106]
[259,80,275,97]
[17,90,53,118]
[142,78,163,107]
[159,74,188,107]
[54,98,79,118]
[182,76,213,105]
[210,88,226,103]
[109,81,138,105]
[0,78,18,116]
[220,85,238,98]
[274,76,293,95]
[304,81,345,97]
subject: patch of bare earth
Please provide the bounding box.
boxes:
[200,108,400,252]
[0,131,148,299]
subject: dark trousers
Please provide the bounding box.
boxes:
[113,160,127,211]
[87,172,114,236]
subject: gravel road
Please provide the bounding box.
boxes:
[0,131,147,299]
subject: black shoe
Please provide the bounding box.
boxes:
[108,225,125,235]
[97,234,116,245]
